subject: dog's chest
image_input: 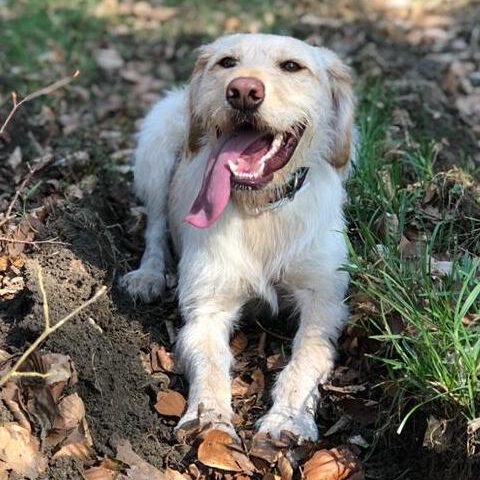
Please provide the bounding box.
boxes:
[236,208,306,273]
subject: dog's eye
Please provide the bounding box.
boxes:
[218,57,238,68]
[280,60,303,73]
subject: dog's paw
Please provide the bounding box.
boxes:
[120,269,165,303]
[176,405,238,441]
[257,408,319,442]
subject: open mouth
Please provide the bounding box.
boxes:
[185,123,305,228]
[224,124,305,190]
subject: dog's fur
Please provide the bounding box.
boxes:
[122,33,356,441]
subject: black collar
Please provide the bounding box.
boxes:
[246,167,310,215]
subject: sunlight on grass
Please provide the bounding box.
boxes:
[346,82,480,432]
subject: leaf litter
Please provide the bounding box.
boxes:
[0,351,91,478]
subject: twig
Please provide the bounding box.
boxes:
[257,331,267,358]
[255,319,292,342]
[0,237,69,246]
[0,263,107,387]
[0,71,80,136]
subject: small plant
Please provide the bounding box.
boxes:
[346,83,480,436]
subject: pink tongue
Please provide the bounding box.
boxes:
[185,130,265,228]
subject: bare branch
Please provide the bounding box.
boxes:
[0,263,107,388]
[37,264,50,330]
[0,237,69,246]
[0,70,79,136]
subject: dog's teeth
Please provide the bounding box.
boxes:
[228,160,239,174]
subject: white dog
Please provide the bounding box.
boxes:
[122,33,355,442]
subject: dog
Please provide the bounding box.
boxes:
[121,33,356,442]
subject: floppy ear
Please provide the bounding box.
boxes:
[326,56,355,169]
[186,46,211,155]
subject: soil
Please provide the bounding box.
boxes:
[1,1,479,479]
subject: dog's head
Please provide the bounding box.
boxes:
[185,34,355,227]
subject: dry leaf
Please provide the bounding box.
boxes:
[7,146,22,170]
[0,256,8,272]
[52,441,91,461]
[0,381,31,431]
[430,258,453,276]
[0,423,47,479]
[151,344,175,372]
[55,393,85,430]
[187,463,201,479]
[230,332,248,356]
[278,453,293,480]
[197,429,256,473]
[232,376,250,397]
[83,459,118,480]
[94,48,124,71]
[165,467,188,479]
[115,439,164,480]
[155,389,186,417]
[266,354,287,371]
[248,369,265,395]
[83,467,117,480]
[302,447,363,480]
[250,432,280,463]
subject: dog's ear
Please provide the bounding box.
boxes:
[325,54,355,169]
[186,45,212,155]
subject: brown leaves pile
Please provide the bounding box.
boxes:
[140,331,365,480]
[0,352,91,478]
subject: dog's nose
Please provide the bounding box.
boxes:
[226,77,265,111]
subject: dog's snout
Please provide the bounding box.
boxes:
[226,77,265,111]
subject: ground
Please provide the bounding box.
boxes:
[1,1,480,479]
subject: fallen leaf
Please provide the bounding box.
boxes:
[115,439,164,480]
[187,463,201,479]
[302,447,364,480]
[248,369,265,395]
[0,423,47,479]
[348,435,369,449]
[0,381,31,431]
[130,2,178,22]
[83,466,117,480]
[249,432,280,464]
[165,467,188,479]
[94,48,124,71]
[232,376,250,397]
[430,258,453,276]
[197,429,256,473]
[0,256,8,272]
[83,458,119,480]
[55,393,85,430]
[266,354,287,371]
[51,441,91,461]
[151,344,175,372]
[278,453,293,480]
[7,146,22,170]
[154,389,186,417]
[230,332,248,356]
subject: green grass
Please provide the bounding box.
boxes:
[0,0,106,92]
[345,83,480,435]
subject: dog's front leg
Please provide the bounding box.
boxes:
[175,294,242,437]
[258,284,347,442]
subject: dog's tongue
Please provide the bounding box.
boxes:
[185,130,266,228]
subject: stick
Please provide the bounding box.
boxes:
[0,237,69,246]
[0,264,107,387]
[0,71,80,136]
